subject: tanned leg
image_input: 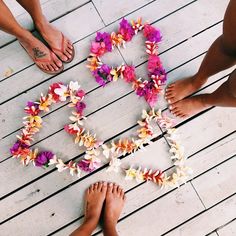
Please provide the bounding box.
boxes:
[70,182,107,236]
[0,0,62,72]
[169,69,236,118]
[16,0,74,62]
[165,0,236,104]
[103,183,126,236]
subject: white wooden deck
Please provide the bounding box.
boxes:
[0,0,236,235]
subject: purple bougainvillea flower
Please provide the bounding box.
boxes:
[123,65,136,83]
[143,24,161,43]
[119,18,135,41]
[93,64,112,87]
[10,141,29,155]
[77,160,93,172]
[75,101,86,114]
[95,32,112,52]
[35,151,54,167]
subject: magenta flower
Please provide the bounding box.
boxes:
[123,65,136,83]
[119,18,135,41]
[25,101,40,116]
[90,32,112,56]
[93,64,112,87]
[75,101,86,114]
[143,24,161,43]
[76,89,86,99]
[10,141,29,155]
[78,160,93,172]
[35,151,54,167]
[95,32,112,51]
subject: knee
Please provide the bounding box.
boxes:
[220,35,236,57]
[228,70,236,98]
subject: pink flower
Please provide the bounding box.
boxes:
[75,101,86,115]
[123,65,136,83]
[49,82,64,102]
[147,55,161,73]
[143,24,161,42]
[90,41,106,56]
[64,124,79,135]
[76,90,85,99]
[119,18,135,41]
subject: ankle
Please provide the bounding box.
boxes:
[192,73,208,87]
[16,29,33,43]
[34,15,49,31]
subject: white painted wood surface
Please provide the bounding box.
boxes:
[0,0,235,235]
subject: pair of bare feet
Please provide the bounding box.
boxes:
[165,75,209,118]
[18,16,74,74]
[70,182,125,236]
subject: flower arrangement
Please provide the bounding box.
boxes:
[9,18,192,187]
[123,110,193,188]
[87,18,167,107]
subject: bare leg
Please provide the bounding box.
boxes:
[16,0,74,62]
[169,69,236,118]
[70,182,107,236]
[0,0,62,72]
[165,0,236,104]
[103,183,126,236]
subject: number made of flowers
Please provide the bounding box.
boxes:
[10,18,192,188]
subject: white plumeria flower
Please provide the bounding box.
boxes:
[54,84,68,101]
[106,158,121,173]
[102,144,110,159]
[48,155,58,165]
[56,159,68,172]
[69,81,80,91]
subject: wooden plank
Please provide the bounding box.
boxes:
[0,0,89,47]
[119,0,228,67]
[1,108,235,231]
[165,194,236,236]
[0,1,104,85]
[115,184,204,236]
[217,219,236,236]
[0,20,228,155]
[92,0,156,25]
[0,137,171,234]
[0,91,151,198]
[192,157,236,208]
[53,116,236,235]
[0,0,224,104]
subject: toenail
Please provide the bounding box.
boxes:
[169,105,173,110]
[168,99,171,103]
[108,183,113,187]
[103,182,107,186]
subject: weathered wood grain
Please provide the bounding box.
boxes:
[165,194,236,236]
[0,0,222,103]
[192,157,236,208]
[0,1,104,85]
[217,219,236,236]
[0,0,89,47]
[53,131,236,236]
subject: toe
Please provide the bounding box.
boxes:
[101,182,108,193]
[48,64,55,72]
[51,62,59,71]
[107,182,113,193]
[89,184,94,192]
[94,182,99,190]
[117,186,122,195]
[64,50,72,60]
[112,183,118,193]
[97,182,103,191]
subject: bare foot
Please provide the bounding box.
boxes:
[18,30,63,72]
[35,17,74,62]
[165,75,206,104]
[84,182,107,229]
[104,183,126,229]
[169,94,211,118]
